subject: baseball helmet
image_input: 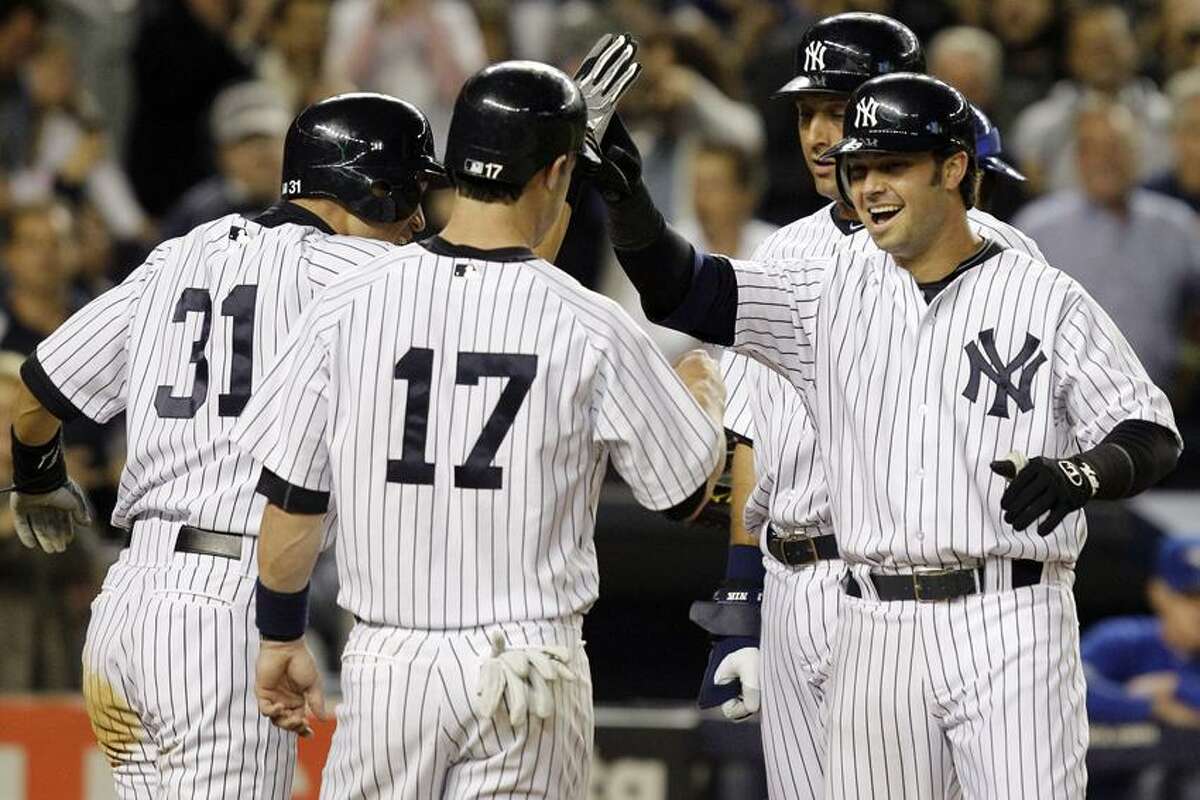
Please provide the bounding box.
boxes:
[971,105,1026,182]
[775,13,924,98]
[445,60,587,189]
[821,73,976,206]
[281,93,447,224]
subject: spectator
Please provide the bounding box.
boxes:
[675,139,777,259]
[256,0,339,110]
[0,0,47,212]
[7,29,149,243]
[1015,100,1200,392]
[0,201,74,353]
[159,81,289,240]
[1160,0,1200,78]
[1145,67,1200,213]
[0,350,95,691]
[325,0,487,148]
[621,25,764,223]
[1012,3,1171,193]
[986,0,1061,125]
[126,0,252,216]
[1082,538,1200,728]
[929,26,1006,126]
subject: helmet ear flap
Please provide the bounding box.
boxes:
[835,158,855,209]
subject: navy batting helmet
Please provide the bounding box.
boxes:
[281,93,447,224]
[775,13,924,98]
[445,61,587,189]
[822,73,977,207]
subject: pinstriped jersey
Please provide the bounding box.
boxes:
[25,209,393,533]
[725,231,1177,569]
[232,237,722,630]
[721,204,1047,543]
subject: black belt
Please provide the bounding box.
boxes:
[847,559,1043,602]
[765,528,840,567]
[123,524,244,559]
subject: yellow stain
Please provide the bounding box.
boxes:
[83,669,145,767]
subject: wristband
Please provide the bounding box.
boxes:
[11,427,67,494]
[256,580,310,641]
[726,544,766,587]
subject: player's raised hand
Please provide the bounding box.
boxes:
[573,33,642,168]
[256,638,329,737]
[990,451,1098,536]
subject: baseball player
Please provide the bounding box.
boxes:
[689,14,1043,800]
[8,93,448,798]
[231,56,724,798]
[594,73,1181,797]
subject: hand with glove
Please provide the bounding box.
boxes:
[9,427,94,553]
[573,33,642,166]
[990,451,1099,536]
[474,632,578,726]
[690,545,764,721]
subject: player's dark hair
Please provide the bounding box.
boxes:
[454,174,524,204]
[931,147,978,208]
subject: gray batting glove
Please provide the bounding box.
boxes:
[11,479,94,553]
[573,32,642,167]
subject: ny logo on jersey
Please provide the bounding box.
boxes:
[855,96,880,128]
[804,41,827,72]
[961,329,1047,418]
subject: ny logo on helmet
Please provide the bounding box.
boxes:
[804,41,828,72]
[855,97,881,128]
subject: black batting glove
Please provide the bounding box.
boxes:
[588,113,643,203]
[990,452,1099,536]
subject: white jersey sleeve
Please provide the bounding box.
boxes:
[233,304,335,507]
[591,304,722,511]
[1054,286,1181,448]
[719,350,757,441]
[26,242,172,423]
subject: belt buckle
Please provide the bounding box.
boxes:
[799,536,819,565]
[911,569,953,603]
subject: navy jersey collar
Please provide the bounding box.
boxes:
[420,235,536,262]
[252,202,337,235]
[829,205,863,236]
[917,238,1006,303]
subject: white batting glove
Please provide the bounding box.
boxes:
[11,479,94,554]
[573,32,642,166]
[474,632,578,726]
[713,646,761,722]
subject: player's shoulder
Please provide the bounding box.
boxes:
[304,232,396,270]
[967,207,1045,261]
[752,204,842,260]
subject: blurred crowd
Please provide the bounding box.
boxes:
[1,0,1200,720]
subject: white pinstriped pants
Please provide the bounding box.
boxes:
[759,558,842,800]
[824,567,1087,800]
[321,617,593,799]
[82,523,294,799]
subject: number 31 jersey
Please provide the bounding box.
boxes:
[231,237,721,630]
[24,208,392,535]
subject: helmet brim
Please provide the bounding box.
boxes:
[772,74,856,100]
[980,155,1026,182]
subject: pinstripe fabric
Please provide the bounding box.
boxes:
[83,523,294,799]
[712,205,1137,799]
[321,620,593,800]
[35,213,393,796]
[233,241,721,630]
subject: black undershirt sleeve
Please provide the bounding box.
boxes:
[1078,420,1181,499]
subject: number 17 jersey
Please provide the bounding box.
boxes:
[231,237,721,630]
[23,207,393,535]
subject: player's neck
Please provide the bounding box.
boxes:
[895,213,982,285]
[439,196,540,251]
[832,201,858,222]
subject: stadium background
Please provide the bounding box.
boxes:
[0,0,1199,797]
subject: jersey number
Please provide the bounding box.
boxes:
[155,285,258,419]
[387,347,537,490]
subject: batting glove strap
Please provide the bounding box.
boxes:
[256,580,310,642]
[11,427,67,494]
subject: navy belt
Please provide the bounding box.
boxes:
[765,527,839,567]
[847,559,1043,602]
[123,524,243,560]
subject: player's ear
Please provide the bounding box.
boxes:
[544,154,572,193]
[942,150,968,193]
